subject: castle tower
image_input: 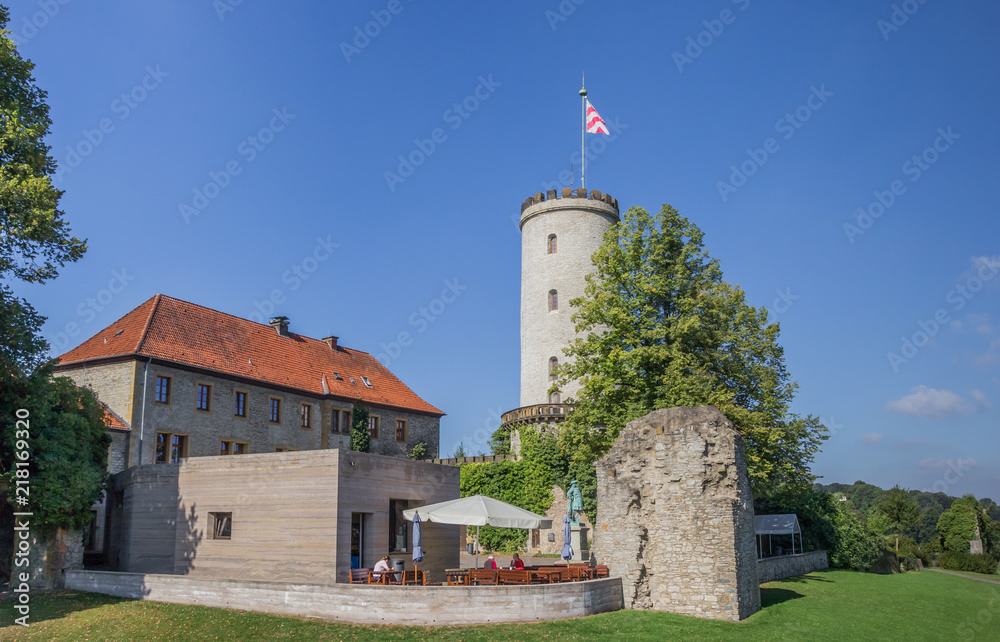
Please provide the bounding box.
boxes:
[501,187,619,432]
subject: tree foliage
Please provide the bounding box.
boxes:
[0,7,85,284]
[554,204,827,495]
[828,502,885,571]
[874,484,920,554]
[350,405,370,453]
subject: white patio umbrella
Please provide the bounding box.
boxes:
[403,495,552,569]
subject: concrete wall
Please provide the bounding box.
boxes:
[335,450,460,583]
[596,406,760,621]
[519,192,618,406]
[106,450,459,583]
[65,570,624,625]
[757,551,829,583]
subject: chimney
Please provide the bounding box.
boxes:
[269,316,290,337]
[322,336,339,350]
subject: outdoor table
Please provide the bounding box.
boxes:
[529,569,565,584]
[445,569,469,586]
[368,569,403,585]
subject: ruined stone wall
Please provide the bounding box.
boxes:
[595,406,760,621]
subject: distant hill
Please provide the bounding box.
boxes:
[814,481,999,544]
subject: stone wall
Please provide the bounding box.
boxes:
[757,551,829,583]
[60,359,441,466]
[66,570,624,625]
[595,406,760,621]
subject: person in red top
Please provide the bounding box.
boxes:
[484,554,498,569]
[510,553,524,570]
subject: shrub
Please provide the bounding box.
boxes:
[901,555,922,572]
[937,551,998,575]
[828,503,884,571]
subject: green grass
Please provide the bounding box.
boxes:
[3,569,1000,641]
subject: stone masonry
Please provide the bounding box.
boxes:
[595,406,760,621]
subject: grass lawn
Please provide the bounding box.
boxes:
[3,569,1000,641]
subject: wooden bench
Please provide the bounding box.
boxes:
[496,569,532,585]
[349,568,372,584]
[467,569,497,585]
[445,569,469,586]
[593,565,609,579]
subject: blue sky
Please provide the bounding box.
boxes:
[9,0,999,500]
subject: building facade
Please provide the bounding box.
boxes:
[56,294,445,468]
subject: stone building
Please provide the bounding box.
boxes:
[55,294,444,565]
[501,188,619,443]
[595,406,760,621]
[56,293,444,466]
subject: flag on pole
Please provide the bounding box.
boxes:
[585,99,609,135]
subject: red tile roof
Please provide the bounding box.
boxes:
[57,294,444,416]
[100,402,131,431]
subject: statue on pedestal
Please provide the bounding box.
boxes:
[566,480,584,525]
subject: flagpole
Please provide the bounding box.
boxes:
[580,72,587,190]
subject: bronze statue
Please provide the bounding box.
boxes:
[566,480,584,525]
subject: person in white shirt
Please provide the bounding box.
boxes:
[372,555,391,582]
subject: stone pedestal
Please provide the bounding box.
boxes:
[570,524,590,563]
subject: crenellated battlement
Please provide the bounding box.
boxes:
[520,188,619,213]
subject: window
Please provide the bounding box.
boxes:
[368,416,380,440]
[342,410,352,434]
[549,290,558,311]
[333,372,343,381]
[209,512,232,540]
[395,419,407,443]
[220,440,249,455]
[389,500,408,553]
[301,404,312,428]
[361,376,373,388]
[196,384,212,411]
[331,410,339,433]
[275,446,294,452]
[154,376,171,404]
[155,432,187,463]
[549,357,559,381]
[234,391,247,417]
[547,234,557,254]
[269,398,281,423]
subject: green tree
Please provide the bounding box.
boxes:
[937,495,991,553]
[0,7,107,584]
[554,204,828,495]
[350,405,370,453]
[828,502,884,571]
[0,7,85,283]
[874,484,920,555]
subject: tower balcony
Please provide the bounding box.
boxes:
[500,403,575,430]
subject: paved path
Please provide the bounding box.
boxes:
[926,568,1000,585]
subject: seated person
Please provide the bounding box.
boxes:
[372,555,392,581]
[484,554,498,570]
[510,553,524,570]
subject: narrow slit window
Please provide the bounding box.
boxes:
[547,234,557,254]
[549,290,558,311]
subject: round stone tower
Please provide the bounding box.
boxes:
[502,187,619,433]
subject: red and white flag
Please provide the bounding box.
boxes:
[585,99,609,135]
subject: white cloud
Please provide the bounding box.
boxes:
[915,457,977,474]
[886,385,989,418]
[860,432,883,444]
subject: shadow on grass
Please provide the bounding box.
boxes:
[772,570,834,584]
[760,587,804,608]
[16,590,132,625]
